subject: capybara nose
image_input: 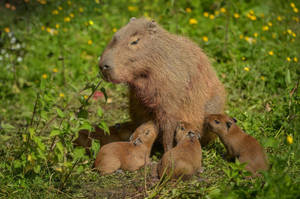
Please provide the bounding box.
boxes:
[103,64,111,70]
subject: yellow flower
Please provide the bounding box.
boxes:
[249,10,254,15]
[253,32,258,37]
[277,16,282,21]
[268,51,274,56]
[203,12,209,17]
[42,74,48,79]
[59,93,65,98]
[260,76,265,81]
[290,3,295,8]
[95,0,100,3]
[189,18,198,25]
[58,6,62,10]
[294,57,298,62]
[52,10,58,15]
[112,28,117,33]
[46,27,51,33]
[292,33,296,37]
[220,7,226,13]
[262,26,269,31]
[234,13,240,18]
[244,67,250,72]
[89,20,94,25]
[242,57,246,61]
[79,7,84,13]
[287,29,292,34]
[64,17,70,22]
[27,154,32,162]
[4,27,10,33]
[268,22,272,26]
[292,16,299,22]
[209,14,215,19]
[239,34,244,39]
[287,135,293,144]
[84,95,88,100]
[185,8,192,13]
[53,68,58,73]
[128,6,137,12]
[294,7,299,13]
[40,0,46,4]
[55,167,63,172]
[245,36,249,41]
[286,57,291,62]
[88,40,93,45]
[55,24,60,29]
[250,15,256,21]
[69,13,74,18]
[67,0,71,5]
[214,10,220,15]
[202,36,208,42]
[41,26,45,31]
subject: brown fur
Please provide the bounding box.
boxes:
[73,122,137,149]
[205,114,268,175]
[157,122,202,179]
[99,17,226,152]
[94,121,158,175]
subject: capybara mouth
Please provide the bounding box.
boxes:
[101,72,122,84]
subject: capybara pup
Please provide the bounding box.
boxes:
[157,122,202,179]
[98,17,226,152]
[205,114,268,175]
[94,121,158,175]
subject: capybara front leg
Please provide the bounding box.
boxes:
[161,120,176,152]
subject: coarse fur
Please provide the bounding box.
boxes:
[205,114,268,175]
[99,17,226,152]
[157,122,202,179]
[94,121,158,175]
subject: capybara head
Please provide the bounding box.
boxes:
[99,17,160,84]
[205,114,236,136]
[175,122,200,143]
[130,121,158,146]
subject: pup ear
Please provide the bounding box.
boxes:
[129,134,133,141]
[147,19,157,34]
[232,117,237,123]
[187,131,195,138]
[226,121,232,129]
[133,138,142,146]
[130,17,136,22]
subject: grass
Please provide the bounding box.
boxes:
[0,0,300,198]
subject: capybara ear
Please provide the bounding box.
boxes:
[129,134,133,141]
[133,138,142,146]
[226,121,232,129]
[147,19,157,34]
[130,17,136,22]
[232,117,237,123]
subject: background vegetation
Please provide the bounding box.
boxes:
[0,0,299,198]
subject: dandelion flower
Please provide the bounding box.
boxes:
[128,6,137,12]
[203,12,209,17]
[67,0,71,5]
[209,14,215,19]
[79,7,84,13]
[42,74,48,79]
[290,3,295,8]
[46,27,51,33]
[287,135,293,144]
[260,76,265,81]
[88,40,93,45]
[262,26,269,31]
[40,0,46,5]
[113,28,117,33]
[294,57,298,62]
[287,29,292,34]
[58,6,62,10]
[59,93,65,98]
[268,22,272,26]
[244,67,250,71]
[27,154,32,162]
[52,10,59,15]
[253,32,258,37]
[250,15,256,21]
[84,95,88,100]
[189,18,198,25]
[286,57,291,62]
[214,10,220,15]
[89,20,94,25]
[277,16,282,21]
[69,13,74,18]
[185,8,192,13]
[220,7,226,13]
[202,36,208,42]
[242,57,246,61]
[292,16,299,22]
[268,51,274,56]
[294,8,298,13]
[56,24,60,29]
[234,13,240,18]
[53,68,58,73]
[64,17,71,22]
[4,27,10,33]
[249,10,254,15]
[239,34,244,39]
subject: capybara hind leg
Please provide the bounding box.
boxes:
[96,159,121,175]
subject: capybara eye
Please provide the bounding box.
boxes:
[145,130,150,135]
[181,126,185,131]
[131,38,140,45]
[214,120,220,124]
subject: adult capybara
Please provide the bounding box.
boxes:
[157,122,202,179]
[94,121,158,175]
[99,17,226,151]
[205,114,268,175]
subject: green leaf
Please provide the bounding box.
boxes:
[50,129,62,137]
[56,142,64,154]
[77,109,88,119]
[97,108,103,117]
[1,123,16,131]
[79,122,92,131]
[33,136,46,151]
[73,148,86,160]
[34,165,41,173]
[100,87,108,102]
[285,69,291,86]
[91,139,100,159]
[29,128,35,139]
[13,160,22,168]
[98,121,109,135]
[56,108,65,118]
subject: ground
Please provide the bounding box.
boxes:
[0,0,299,198]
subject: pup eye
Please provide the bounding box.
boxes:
[180,126,185,131]
[145,130,150,135]
[214,120,220,124]
[130,38,140,45]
